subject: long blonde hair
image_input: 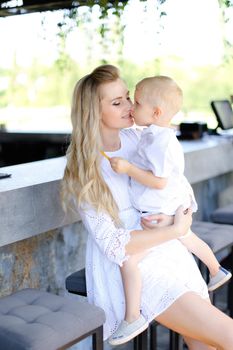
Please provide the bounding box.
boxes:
[61,64,121,224]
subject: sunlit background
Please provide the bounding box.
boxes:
[0,0,233,132]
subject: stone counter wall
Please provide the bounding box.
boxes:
[0,221,87,298]
[1,171,233,298]
[193,172,233,221]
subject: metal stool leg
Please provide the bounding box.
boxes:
[138,328,148,349]
[93,326,104,350]
[133,328,148,350]
[150,322,157,350]
[227,247,233,317]
[133,335,138,350]
[169,331,183,350]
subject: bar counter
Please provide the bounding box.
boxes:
[1,134,233,248]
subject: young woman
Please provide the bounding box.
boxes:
[61,64,233,349]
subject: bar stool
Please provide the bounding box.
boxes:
[192,220,233,316]
[192,220,233,258]
[66,268,148,350]
[211,203,233,225]
[211,203,233,316]
[0,288,105,350]
[65,268,181,350]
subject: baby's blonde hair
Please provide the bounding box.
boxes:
[61,64,121,225]
[136,76,183,119]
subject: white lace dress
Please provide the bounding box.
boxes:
[79,128,208,341]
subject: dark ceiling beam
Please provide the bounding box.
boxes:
[0,1,120,17]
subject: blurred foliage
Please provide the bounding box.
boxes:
[1,56,232,116]
[0,0,233,127]
[218,0,233,8]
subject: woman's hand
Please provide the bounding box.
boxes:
[173,206,192,236]
[141,213,174,230]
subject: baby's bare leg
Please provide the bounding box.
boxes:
[179,231,220,276]
[120,251,148,322]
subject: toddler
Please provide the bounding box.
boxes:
[107,76,232,346]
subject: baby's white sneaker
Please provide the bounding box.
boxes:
[208,266,232,292]
[108,314,148,346]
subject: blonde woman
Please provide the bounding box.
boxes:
[61,64,233,349]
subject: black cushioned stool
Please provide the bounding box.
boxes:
[192,220,233,317]
[211,203,233,225]
[0,288,105,350]
[210,204,233,317]
[66,269,181,350]
[66,269,148,350]
[192,220,233,256]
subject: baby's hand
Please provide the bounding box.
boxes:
[109,157,131,174]
[174,206,193,236]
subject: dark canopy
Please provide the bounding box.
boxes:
[0,0,123,17]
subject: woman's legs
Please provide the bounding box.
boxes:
[182,299,215,349]
[156,292,233,350]
[183,336,215,350]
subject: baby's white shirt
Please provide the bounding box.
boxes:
[130,124,197,215]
